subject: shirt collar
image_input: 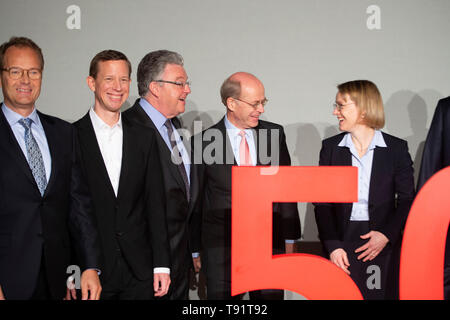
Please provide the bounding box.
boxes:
[1,102,41,127]
[224,114,253,138]
[89,107,122,130]
[139,98,168,131]
[338,130,387,150]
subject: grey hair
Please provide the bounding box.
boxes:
[137,50,184,97]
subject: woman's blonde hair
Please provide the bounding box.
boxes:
[337,80,385,129]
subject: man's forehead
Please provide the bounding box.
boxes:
[162,64,187,77]
[240,79,265,97]
[4,46,40,65]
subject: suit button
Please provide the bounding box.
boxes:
[116,232,123,237]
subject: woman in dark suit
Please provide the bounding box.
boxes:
[314,80,415,299]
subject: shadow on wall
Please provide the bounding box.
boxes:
[283,122,340,243]
[384,90,443,185]
[179,100,223,133]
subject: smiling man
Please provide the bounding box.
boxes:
[73,50,170,299]
[123,50,197,300]
[191,72,301,300]
[0,36,101,300]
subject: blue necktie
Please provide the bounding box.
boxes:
[164,119,190,201]
[18,118,47,196]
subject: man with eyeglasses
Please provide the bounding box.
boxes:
[191,72,301,300]
[124,50,198,300]
[0,36,101,300]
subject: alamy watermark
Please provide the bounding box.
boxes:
[366,5,381,30]
[170,121,282,175]
[66,265,81,290]
[66,5,81,30]
[366,264,381,290]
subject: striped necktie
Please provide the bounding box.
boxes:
[239,130,252,166]
[164,119,190,201]
[18,118,47,196]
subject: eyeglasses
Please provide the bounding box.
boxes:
[154,79,191,88]
[333,102,354,111]
[234,97,268,109]
[1,67,42,80]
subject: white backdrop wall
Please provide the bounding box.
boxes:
[1,0,450,253]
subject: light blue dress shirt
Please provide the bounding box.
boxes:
[2,103,52,181]
[224,115,257,166]
[338,130,387,221]
[139,98,190,183]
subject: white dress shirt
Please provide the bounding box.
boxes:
[338,130,387,221]
[89,108,123,196]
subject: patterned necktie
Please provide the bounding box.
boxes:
[18,118,47,196]
[164,119,190,201]
[239,130,252,166]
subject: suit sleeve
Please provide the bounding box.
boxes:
[417,101,445,191]
[146,133,171,268]
[275,127,301,241]
[314,140,343,255]
[383,140,415,244]
[68,126,101,271]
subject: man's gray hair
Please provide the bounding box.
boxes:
[137,50,184,97]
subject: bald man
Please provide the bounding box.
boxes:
[191,72,301,300]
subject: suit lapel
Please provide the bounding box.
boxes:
[129,103,188,198]
[335,143,354,221]
[0,109,37,188]
[39,112,59,196]
[116,119,131,201]
[77,113,116,198]
[215,117,237,166]
[368,142,389,208]
[252,123,271,166]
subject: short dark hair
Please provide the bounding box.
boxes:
[137,50,184,97]
[89,50,131,79]
[220,76,241,106]
[0,36,44,70]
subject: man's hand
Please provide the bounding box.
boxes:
[64,288,77,300]
[154,273,171,297]
[285,242,296,254]
[80,269,101,300]
[192,256,201,273]
[0,285,5,300]
[355,231,389,262]
[330,248,351,275]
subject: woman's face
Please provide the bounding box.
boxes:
[333,92,364,133]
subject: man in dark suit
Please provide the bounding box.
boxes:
[417,96,450,299]
[0,37,101,300]
[191,72,301,300]
[73,50,171,299]
[123,50,197,299]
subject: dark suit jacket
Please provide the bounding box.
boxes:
[314,132,415,255]
[417,96,450,263]
[417,97,450,190]
[192,117,301,259]
[0,107,100,300]
[74,113,170,284]
[123,99,198,299]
